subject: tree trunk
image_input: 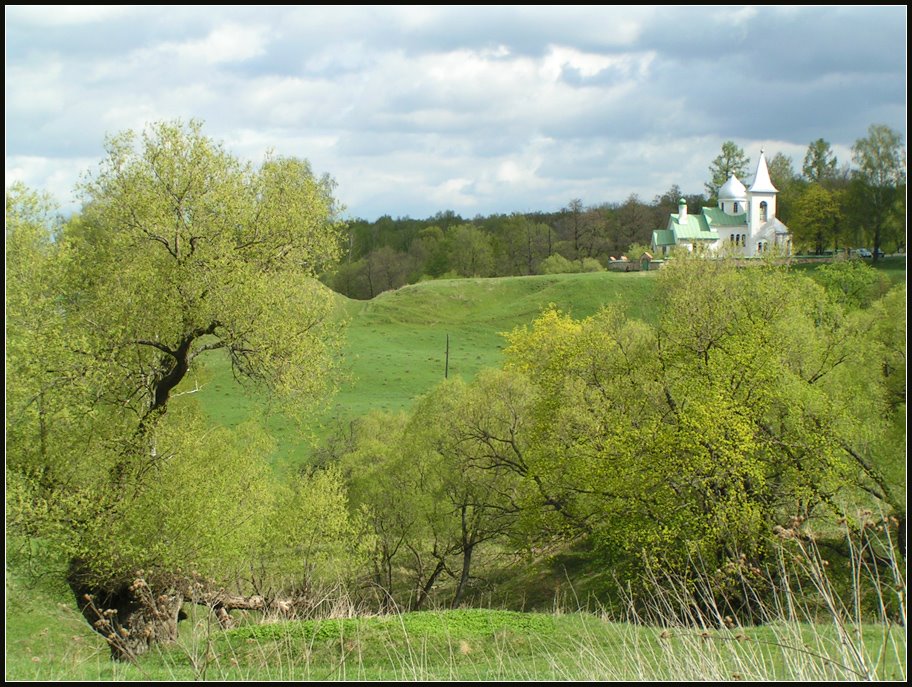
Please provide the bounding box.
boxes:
[413,558,447,611]
[68,560,301,661]
[451,542,474,608]
[68,559,184,661]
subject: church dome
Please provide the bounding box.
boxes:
[719,174,747,200]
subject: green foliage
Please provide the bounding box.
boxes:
[500,254,900,586]
[851,124,906,258]
[825,285,907,517]
[812,259,889,308]
[790,183,841,253]
[59,413,277,585]
[852,125,906,189]
[336,410,441,606]
[332,370,537,609]
[72,120,345,415]
[706,141,750,199]
[802,138,839,184]
[626,242,652,259]
[539,253,576,274]
[492,214,550,276]
[767,152,797,189]
[579,257,604,272]
[6,120,349,590]
[447,224,495,277]
[256,466,373,592]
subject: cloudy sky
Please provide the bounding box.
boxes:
[5,5,907,220]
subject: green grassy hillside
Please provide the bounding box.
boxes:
[198,270,660,469]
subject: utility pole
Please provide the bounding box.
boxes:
[445,334,449,379]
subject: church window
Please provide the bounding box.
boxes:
[741,234,746,247]
[759,201,768,222]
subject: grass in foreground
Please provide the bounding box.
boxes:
[8,604,904,682]
[6,506,906,681]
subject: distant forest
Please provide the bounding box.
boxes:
[327,188,704,299]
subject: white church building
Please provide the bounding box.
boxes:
[652,150,792,258]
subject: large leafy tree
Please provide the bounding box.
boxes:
[492,214,550,276]
[339,372,531,611]
[501,255,896,602]
[851,124,906,261]
[407,371,530,608]
[790,183,842,254]
[6,120,347,657]
[446,223,495,277]
[338,410,446,611]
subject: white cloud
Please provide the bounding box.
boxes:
[167,23,270,65]
[718,6,760,26]
[543,46,622,80]
[5,155,98,211]
[100,103,168,134]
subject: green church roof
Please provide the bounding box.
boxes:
[702,207,747,227]
[671,213,719,240]
[653,229,675,246]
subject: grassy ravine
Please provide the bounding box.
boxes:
[198,270,661,470]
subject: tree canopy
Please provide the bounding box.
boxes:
[851,124,906,261]
[802,138,839,184]
[6,120,356,657]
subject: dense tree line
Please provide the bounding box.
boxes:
[326,189,706,299]
[765,127,906,260]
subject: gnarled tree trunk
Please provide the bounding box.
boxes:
[68,559,185,661]
[68,559,300,661]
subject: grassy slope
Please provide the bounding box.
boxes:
[198,270,660,470]
[197,257,906,471]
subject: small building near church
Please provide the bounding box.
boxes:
[651,150,792,258]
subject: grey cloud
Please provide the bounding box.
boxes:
[5,5,906,221]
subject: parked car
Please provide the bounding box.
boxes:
[856,248,872,258]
